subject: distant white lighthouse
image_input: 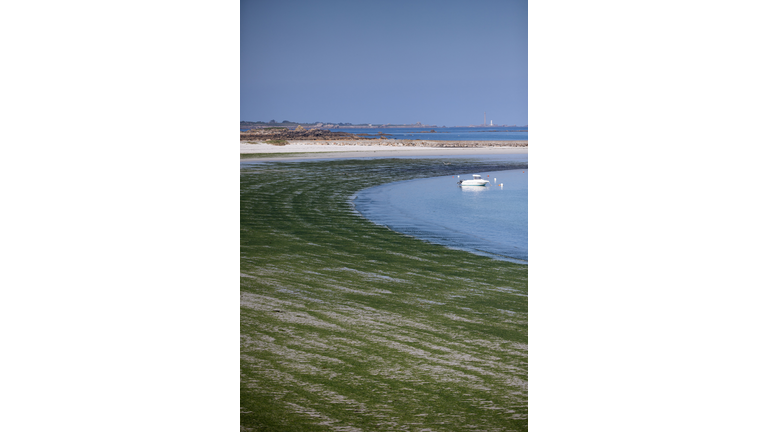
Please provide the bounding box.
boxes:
[490,120,493,126]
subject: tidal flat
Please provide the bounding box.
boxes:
[241,157,528,431]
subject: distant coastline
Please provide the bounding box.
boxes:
[241,120,528,129]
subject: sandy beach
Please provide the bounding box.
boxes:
[241,139,528,160]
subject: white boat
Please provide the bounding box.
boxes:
[458,174,490,187]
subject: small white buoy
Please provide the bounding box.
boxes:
[494,178,496,183]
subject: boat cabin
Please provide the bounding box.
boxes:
[473,175,482,180]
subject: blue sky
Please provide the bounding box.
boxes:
[241,0,527,126]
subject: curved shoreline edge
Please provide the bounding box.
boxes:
[352,171,528,264]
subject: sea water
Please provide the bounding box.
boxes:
[353,168,528,263]
[335,126,527,141]
[241,126,528,141]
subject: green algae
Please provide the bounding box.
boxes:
[241,157,528,431]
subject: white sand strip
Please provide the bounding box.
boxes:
[241,140,527,160]
[241,142,431,154]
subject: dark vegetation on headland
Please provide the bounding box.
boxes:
[240,127,369,141]
[241,120,439,129]
[241,158,528,431]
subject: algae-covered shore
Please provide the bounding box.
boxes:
[241,157,528,431]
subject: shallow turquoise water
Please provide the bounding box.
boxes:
[353,168,528,263]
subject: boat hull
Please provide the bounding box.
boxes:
[459,180,489,187]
